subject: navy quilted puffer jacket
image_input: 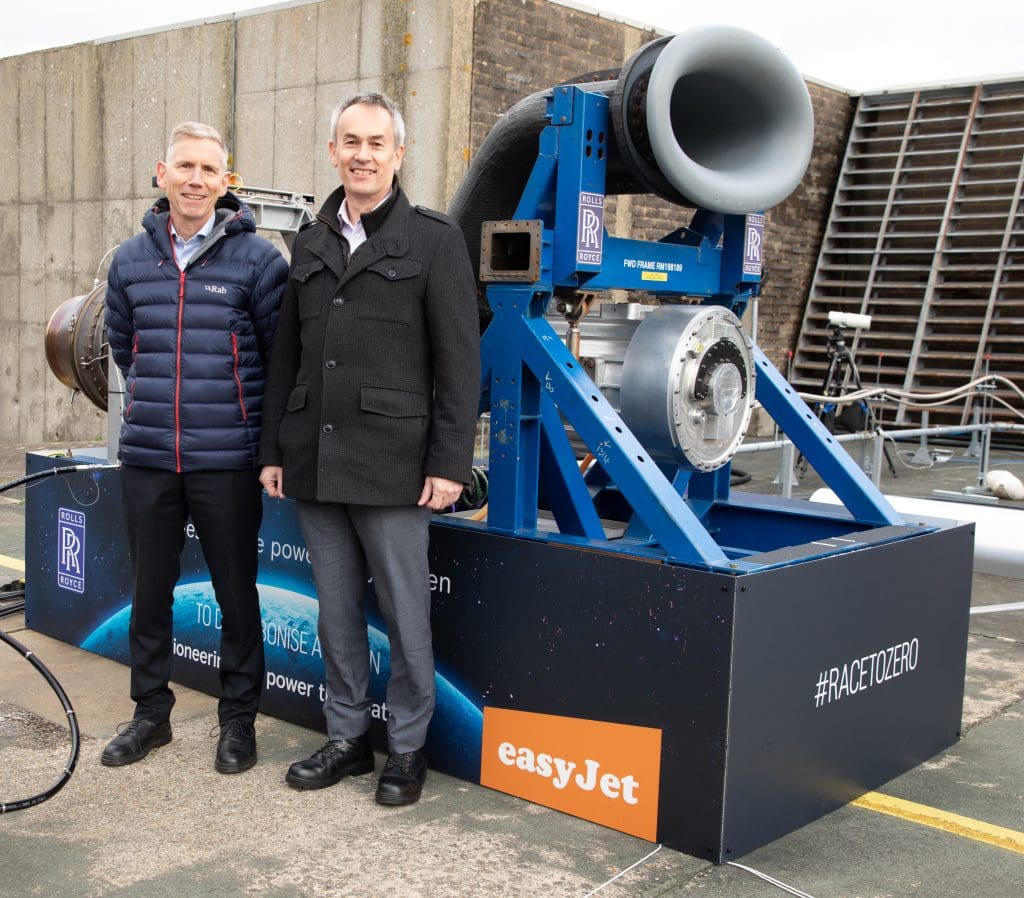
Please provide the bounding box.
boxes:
[105,193,288,472]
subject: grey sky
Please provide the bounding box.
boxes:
[1,0,1021,93]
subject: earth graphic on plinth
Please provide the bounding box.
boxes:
[81,581,483,778]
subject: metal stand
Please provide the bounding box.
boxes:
[799,323,896,479]
[461,86,902,572]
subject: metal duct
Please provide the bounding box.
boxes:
[44,284,109,412]
[449,25,814,280]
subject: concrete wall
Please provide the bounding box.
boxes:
[0,0,473,445]
[0,0,851,445]
[231,0,473,210]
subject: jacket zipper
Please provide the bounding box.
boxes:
[231,332,247,421]
[125,333,138,418]
[174,268,186,472]
[169,221,185,474]
[164,213,241,472]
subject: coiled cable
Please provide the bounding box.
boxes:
[0,461,114,812]
[0,599,81,813]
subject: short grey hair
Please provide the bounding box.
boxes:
[166,122,229,171]
[328,93,406,149]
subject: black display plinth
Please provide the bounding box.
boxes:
[25,455,973,860]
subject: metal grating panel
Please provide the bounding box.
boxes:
[793,80,1024,438]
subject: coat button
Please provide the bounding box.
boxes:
[322,424,334,434]
[387,268,397,278]
[325,360,336,369]
[332,296,344,306]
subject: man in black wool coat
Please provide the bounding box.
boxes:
[259,92,480,806]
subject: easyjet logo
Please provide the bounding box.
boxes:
[495,742,640,802]
[480,707,661,840]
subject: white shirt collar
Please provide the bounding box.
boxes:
[337,190,393,232]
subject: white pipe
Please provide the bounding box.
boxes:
[810,488,1024,579]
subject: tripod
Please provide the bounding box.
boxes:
[799,324,896,478]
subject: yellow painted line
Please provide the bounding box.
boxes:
[0,554,25,572]
[853,792,1024,855]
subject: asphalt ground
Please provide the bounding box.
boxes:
[1,437,1022,897]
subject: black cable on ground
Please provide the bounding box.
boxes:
[0,600,27,618]
[0,588,26,606]
[0,600,81,813]
[0,462,111,812]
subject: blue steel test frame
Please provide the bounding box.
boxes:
[462,85,909,570]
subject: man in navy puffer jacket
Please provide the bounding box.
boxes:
[102,122,287,774]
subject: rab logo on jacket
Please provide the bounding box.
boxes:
[205,284,227,294]
[480,707,661,840]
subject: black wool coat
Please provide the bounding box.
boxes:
[258,184,481,506]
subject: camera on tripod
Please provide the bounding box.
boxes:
[812,309,894,476]
[824,311,871,371]
[827,310,872,332]
[819,310,871,428]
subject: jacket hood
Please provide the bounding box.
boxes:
[142,192,257,244]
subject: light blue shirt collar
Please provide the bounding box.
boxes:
[171,212,217,268]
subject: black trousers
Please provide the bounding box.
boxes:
[120,465,265,725]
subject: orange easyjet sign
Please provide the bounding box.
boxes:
[480,707,662,840]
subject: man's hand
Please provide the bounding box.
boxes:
[260,465,285,499]
[418,475,463,512]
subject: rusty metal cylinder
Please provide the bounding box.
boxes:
[44,283,109,411]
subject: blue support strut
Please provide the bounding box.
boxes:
[469,83,906,573]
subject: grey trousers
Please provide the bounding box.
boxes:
[296,500,433,753]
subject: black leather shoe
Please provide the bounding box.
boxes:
[375,750,427,806]
[100,718,172,767]
[285,734,374,790]
[215,719,257,774]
